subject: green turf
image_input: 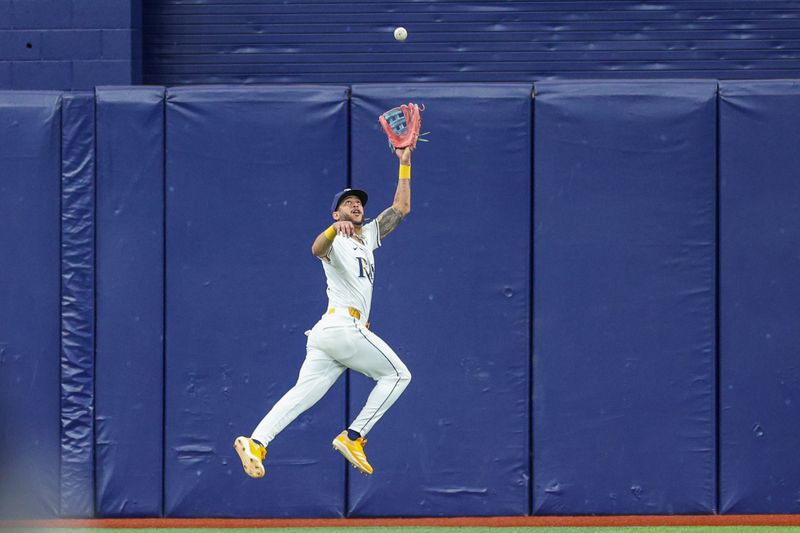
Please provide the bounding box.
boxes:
[6,527,800,533]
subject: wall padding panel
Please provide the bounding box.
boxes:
[0,91,62,519]
[347,84,532,517]
[95,86,165,517]
[533,80,717,515]
[164,86,349,517]
[719,80,800,514]
[60,91,96,517]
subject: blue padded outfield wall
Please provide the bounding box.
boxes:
[60,91,96,517]
[164,86,349,518]
[533,81,717,515]
[719,80,800,514]
[95,86,165,516]
[1,81,800,518]
[349,84,531,517]
[0,91,62,519]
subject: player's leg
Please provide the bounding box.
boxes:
[235,348,345,478]
[346,328,411,437]
[331,326,411,474]
[252,348,346,444]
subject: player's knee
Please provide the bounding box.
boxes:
[397,366,411,385]
[377,364,411,385]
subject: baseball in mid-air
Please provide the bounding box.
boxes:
[394,27,408,41]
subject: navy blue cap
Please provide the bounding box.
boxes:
[331,188,368,212]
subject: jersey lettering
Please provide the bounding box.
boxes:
[356,257,374,284]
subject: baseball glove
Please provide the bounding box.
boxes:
[378,103,426,150]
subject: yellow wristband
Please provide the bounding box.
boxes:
[323,225,336,240]
[399,164,411,180]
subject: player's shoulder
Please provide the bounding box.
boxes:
[363,218,379,233]
[363,219,381,249]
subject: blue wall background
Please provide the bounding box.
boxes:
[144,0,800,84]
[1,81,800,519]
[533,80,717,515]
[718,80,800,514]
[0,91,62,519]
[349,84,531,517]
[164,86,349,518]
[3,1,800,89]
[0,0,139,89]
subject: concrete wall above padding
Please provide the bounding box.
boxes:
[144,1,800,84]
[0,0,138,90]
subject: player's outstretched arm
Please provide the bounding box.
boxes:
[377,147,412,240]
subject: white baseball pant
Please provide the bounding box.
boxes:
[252,308,411,445]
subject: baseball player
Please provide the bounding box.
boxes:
[234,147,414,477]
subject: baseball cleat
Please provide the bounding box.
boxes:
[234,436,267,479]
[332,431,373,475]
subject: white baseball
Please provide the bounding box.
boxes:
[394,27,408,41]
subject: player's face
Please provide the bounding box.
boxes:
[334,195,365,226]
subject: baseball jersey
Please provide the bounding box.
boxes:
[321,219,381,321]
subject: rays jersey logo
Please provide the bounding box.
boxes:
[356,257,375,284]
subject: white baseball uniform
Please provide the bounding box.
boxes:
[252,218,411,445]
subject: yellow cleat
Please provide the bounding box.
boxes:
[234,436,267,479]
[332,431,373,475]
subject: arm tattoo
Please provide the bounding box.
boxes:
[377,207,404,239]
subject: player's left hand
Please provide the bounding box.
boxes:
[395,147,412,166]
